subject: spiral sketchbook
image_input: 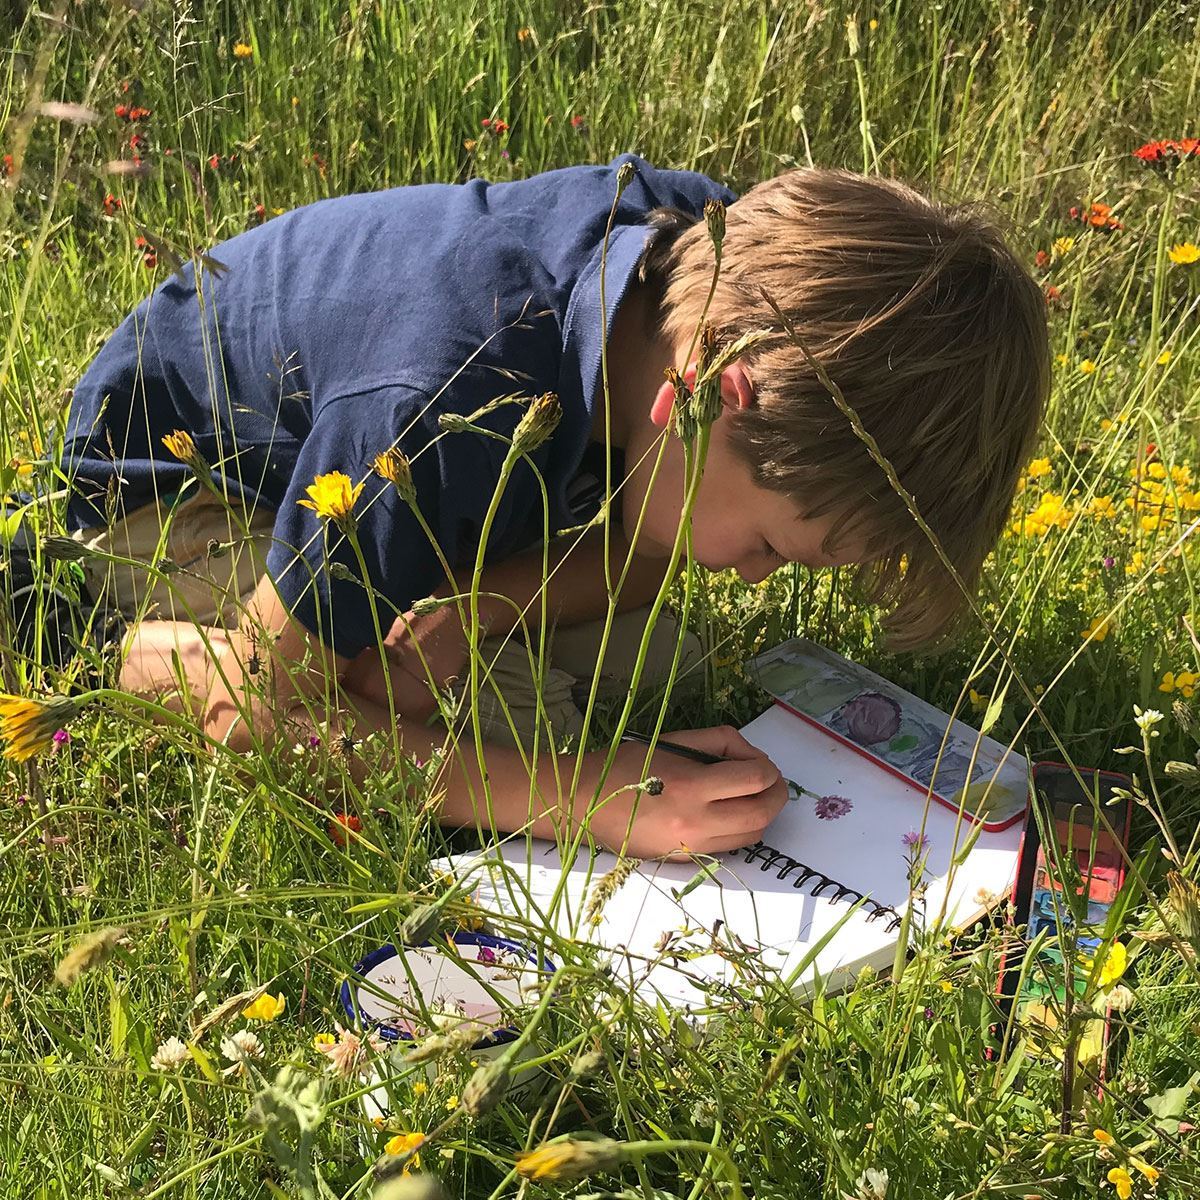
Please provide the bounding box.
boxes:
[437,685,1027,1009]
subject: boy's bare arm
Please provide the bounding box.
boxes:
[203,574,786,858]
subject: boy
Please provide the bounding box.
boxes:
[42,153,1048,859]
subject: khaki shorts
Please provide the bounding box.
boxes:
[73,490,704,748]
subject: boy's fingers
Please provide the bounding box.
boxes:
[669,724,771,762]
[692,756,781,802]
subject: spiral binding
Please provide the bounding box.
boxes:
[734,841,903,932]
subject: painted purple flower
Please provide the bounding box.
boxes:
[52,729,70,746]
[902,830,930,853]
[814,794,853,820]
[836,691,902,745]
[476,946,497,965]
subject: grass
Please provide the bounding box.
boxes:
[2,0,1200,1196]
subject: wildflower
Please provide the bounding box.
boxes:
[1094,1128,1115,1146]
[1093,941,1128,988]
[849,1167,890,1200]
[384,1131,424,1170]
[462,1057,511,1116]
[516,1137,624,1181]
[1168,242,1200,265]
[814,794,853,820]
[1,153,11,176]
[312,1032,336,1050]
[1068,201,1123,233]
[54,927,126,986]
[901,830,930,853]
[1130,1158,1160,1185]
[1160,670,1199,698]
[233,42,253,58]
[969,688,988,712]
[373,447,416,505]
[571,114,586,131]
[1052,236,1075,256]
[317,1022,384,1078]
[1102,555,1116,570]
[1080,360,1097,374]
[868,17,878,29]
[1034,249,1050,268]
[103,193,121,215]
[463,138,477,152]
[297,470,363,534]
[411,1079,428,1096]
[1106,1166,1133,1200]
[1157,349,1173,365]
[1090,496,1118,520]
[516,26,532,41]
[1027,457,1052,479]
[151,1036,191,1072]
[161,429,209,476]
[1133,706,1164,734]
[52,728,70,747]
[939,980,954,993]
[1167,870,1200,942]
[241,992,286,1022]
[1105,984,1136,1012]
[0,693,87,762]
[1082,616,1112,643]
[1057,353,1070,367]
[511,392,561,454]
[221,1028,264,1073]
[1133,137,1199,180]
[328,811,362,847]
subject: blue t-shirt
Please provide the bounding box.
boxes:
[63,154,736,656]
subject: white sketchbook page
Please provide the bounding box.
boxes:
[456,704,1023,1007]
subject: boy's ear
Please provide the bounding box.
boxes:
[650,360,755,429]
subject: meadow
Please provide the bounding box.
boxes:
[2,0,1200,1196]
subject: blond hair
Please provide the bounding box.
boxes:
[642,168,1050,650]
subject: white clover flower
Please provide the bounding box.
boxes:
[150,1036,190,1072]
[221,1028,264,1064]
[1134,705,1164,735]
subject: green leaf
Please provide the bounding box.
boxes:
[1144,1070,1199,1121]
[107,978,130,1058]
[979,680,1010,736]
[671,860,722,900]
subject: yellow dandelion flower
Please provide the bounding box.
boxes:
[1056,353,1070,367]
[241,992,286,1022]
[1079,359,1098,374]
[1082,616,1112,643]
[161,429,208,475]
[1093,1128,1115,1146]
[1096,941,1127,988]
[372,447,415,505]
[516,1138,623,1182]
[0,693,86,762]
[445,1094,459,1110]
[1027,457,1052,479]
[233,42,254,59]
[939,980,954,993]
[291,97,299,108]
[297,471,363,533]
[1167,242,1199,265]
[1107,1166,1133,1200]
[868,17,878,29]
[384,1131,424,1172]
[1157,349,1172,365]
[312,1032,336,1050]
[516,26,533,41]
[1052,236,1075,256]
[411,1079,428,1096]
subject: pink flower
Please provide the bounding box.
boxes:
[902,830,930,852]
[814,795,853,820]
[52,729,70,746]
[316,1023,385,1079]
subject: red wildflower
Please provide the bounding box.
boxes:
[480,118,491,127]
[209,154,220,169]
[1034,249,1050,268]
[128,133,145,152]
[103,193,121,215]
[114,104,129,119]
[1067,201,1122,234]
[328,812,363,847]
[120,80,131,94]
[1133,137,1199,179]
[129,106,151,121]
[142,251,157,270]
[571,115,585,129]
[1044,285,1062,306]
[311,152,327,178]
[1,154,12,177]
[134,235,148,248]
[253,202,266,220]
[491,119,509,135]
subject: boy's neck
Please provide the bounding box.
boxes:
[590,280,675,452]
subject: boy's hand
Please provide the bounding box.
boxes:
[576,726,788,860]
